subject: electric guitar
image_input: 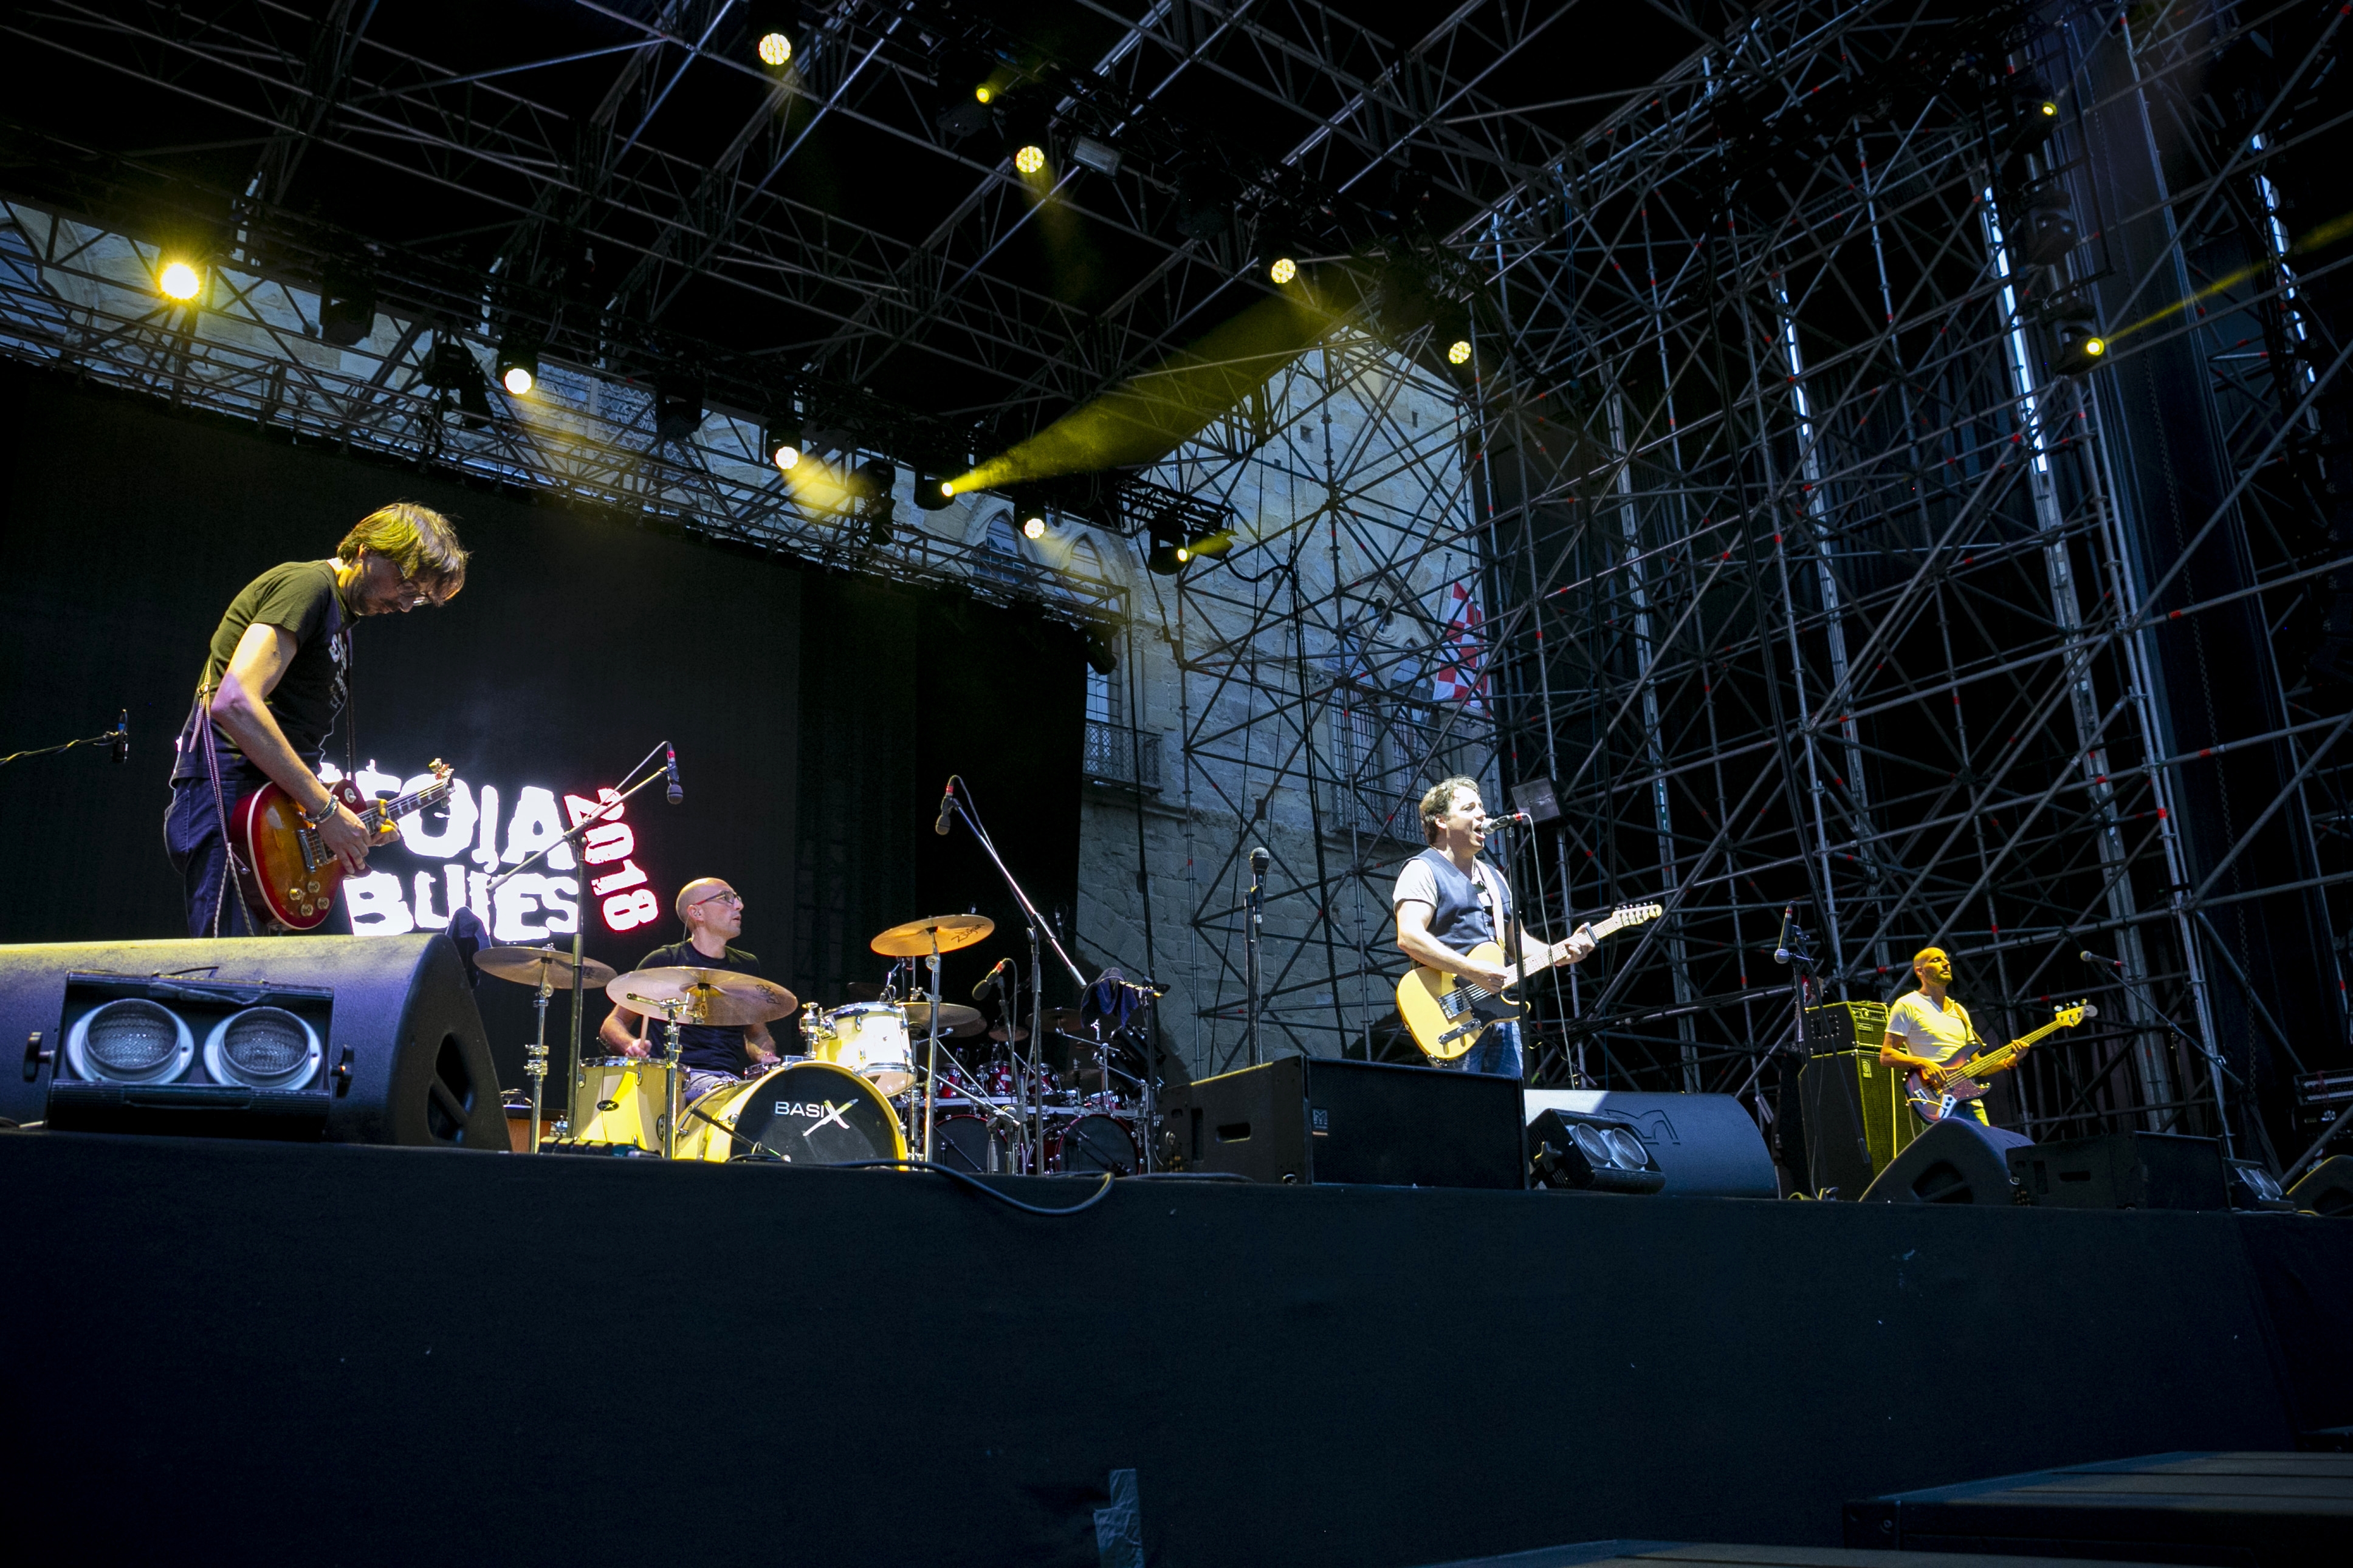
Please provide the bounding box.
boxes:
[1398,902,1664,1062]
[1905,1001,2095,1123]
[232,761,452,930]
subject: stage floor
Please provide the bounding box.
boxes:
[4,1131,2345,1567]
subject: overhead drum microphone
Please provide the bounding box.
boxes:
[1773,903,1794,965]
[665,745,682,805]
[971,957,1013,1001]
[935,780,955,837]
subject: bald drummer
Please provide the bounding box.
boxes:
[599,877,783,1106]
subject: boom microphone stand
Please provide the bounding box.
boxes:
[1243,846,1267,1067]
[940,778,1088,1170]
[489,739,673,1146]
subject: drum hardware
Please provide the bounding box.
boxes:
[870,914,995,1164]
[478,945,618,1154]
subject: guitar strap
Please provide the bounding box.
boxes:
[191,682,259,939]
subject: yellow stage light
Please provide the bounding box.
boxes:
[2083,335,2106,357]
[1014,143,1046,175]
[2039,100,2058,117]
[1269,256,1296,284]
[159,261,202,301]
[773,443,801,471]
[1022,514,1046,540]
[1447,338,1472,365]
[757,32,791,66]
[940,480,955,497]
[501,365,534,396]
[1175,544,1191,564]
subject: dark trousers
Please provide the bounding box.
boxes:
[163,769,264,938]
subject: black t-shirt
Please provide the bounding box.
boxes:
[172,560,350,781]
[631,940,769,1075]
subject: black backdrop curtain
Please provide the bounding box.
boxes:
[0,365,1080,1090]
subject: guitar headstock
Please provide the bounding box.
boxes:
[427,757,451,781]
[2055,999,2097,1027]
[1590,901,1665,937]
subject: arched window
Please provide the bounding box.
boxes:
[974,510,1028,587]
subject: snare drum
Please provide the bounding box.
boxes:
[810,1002,915,1095]
[1049,1112,1138,1176]
[673,1060,907,1165]
[571,1055,674,1151]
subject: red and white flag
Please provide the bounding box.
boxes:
[1430,580,1489,713]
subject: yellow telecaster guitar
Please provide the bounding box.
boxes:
[1398,902,1664,1061]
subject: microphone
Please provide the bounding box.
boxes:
[1248,845,1269,878]
[111,710,129,765]
[1773,904,1793,965]
[665,745,682,805]
[970,957,1013,1001]
[2080,949,2123,968]
[934,781,955,837]
[1484,810,1533,828]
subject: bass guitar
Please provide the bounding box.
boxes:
[1398,901,1664,1062]
[232,761,452,930]
[1905,1001,2095,1123]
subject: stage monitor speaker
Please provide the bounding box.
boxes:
[1523,1090,1778,1197]
[2226,1157,2295,1212]
[2286,1155,2353,1216]
[2007,1131,2228,1211]
[1861,1117,2030,1205]
[1527,1108,1666,1194]
[1795,1051,1920,1197]
[1178,1055,1523,1187]
[1,934,506,1149]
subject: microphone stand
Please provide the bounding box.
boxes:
[944,791,1088,1172]
[488,739,672,1149]
[2089,955,2236,1162]
[1244,854,1265,1067]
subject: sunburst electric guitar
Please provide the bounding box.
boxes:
[231,761,452,930]
[1398,902,1664,1062]
[1905,1001,2096,1123]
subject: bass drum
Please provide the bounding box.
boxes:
[1049,1112,1138,1176]
[932,1111,1011,1174]
[674,1061,907,1165]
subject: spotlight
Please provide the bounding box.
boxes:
[854,456,896,501]
[941,480,956,498]
[495,338,538,397]
[913,468,957,512]
[422,337,478,391]
[757,32,791,66]
[1014,143,1046,176]
[1083,624,1118,675]
[1447,338,1472,366]
[975,84,994,104]
[1269,256,1297,284]
[1147,537,1190,575]
[1022,513,1046,541]
[2055,327,2107,376]
[653,377,705,440]
[2040,99,2058,118]
[159,261,202,301]
[1071,135,1121,177]
[318,260,376,347]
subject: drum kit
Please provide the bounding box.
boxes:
[474,911,1156,1175]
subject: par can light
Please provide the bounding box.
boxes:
[1269,256,1297,284]
[1447,338,1472,366]
[1014,143,1047,176]
[757,31,791,66]
[159,260,203,301]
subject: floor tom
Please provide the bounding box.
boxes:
[571,1055,673,1152]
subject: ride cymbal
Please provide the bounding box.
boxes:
[475,946,618,990]
[608,967,799,1026]
[870,913,995,957]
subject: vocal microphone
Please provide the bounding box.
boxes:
[2079,949,2123,968]
[970,957,1013,1001]
[934,781,955,837]
[664,745,682,806]
[112,710,129,766]
[1773,903,1794,965]
[1248,845,1269,878]
[1485,810,1533,827]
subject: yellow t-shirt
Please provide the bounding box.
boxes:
[1884,990,1990,1124]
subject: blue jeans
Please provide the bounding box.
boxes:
[164,770,265,938]
[1451,1019,1523,1080]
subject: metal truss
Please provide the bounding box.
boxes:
[1167,0,2353,1163]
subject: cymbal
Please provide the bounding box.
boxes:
[987,1023,1030,1042]
[608,966,799,1027]
[475,945,618,990]
[902,1000,984,1037]
[870,913,995,957]
[842,981,891,1004]
[1039,1005,1093,1034]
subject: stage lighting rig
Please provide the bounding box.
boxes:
[158,260,202,302]
[495,336,539,397]
[763,415,801,471]
[913,467,957,511]
[317,259,376,347]
[1448,339,1472,366]
[2054,327,2107,376]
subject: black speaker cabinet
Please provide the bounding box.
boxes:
[2288,1155,2353,1216]
[1861,1117,2031,1205]
[1522,1089,1779,1197]
[2007,1131,2228,1211]
[1797,1050,1920,1197]
[1,934,506,1148]
[1177,1055,1525,1187]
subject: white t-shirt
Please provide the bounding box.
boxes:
[1883,990,1977,1067]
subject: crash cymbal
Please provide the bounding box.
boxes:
[869,913,995,957]
[902,1000,985,1037]
[608,966,799,1027]
[475,945,619,990]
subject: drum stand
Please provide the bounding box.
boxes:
[918,933,946,1163]
[525,967,554,1153]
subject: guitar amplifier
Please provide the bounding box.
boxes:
[1804,1000,1889,1051]
[1175,1055,1525,1187]
[1796,1049,1920,1196]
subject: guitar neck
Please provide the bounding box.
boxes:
[1957,1016,2070,1080]
[359,779,450,830]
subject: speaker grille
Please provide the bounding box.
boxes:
[221,1008,309,1077]
[82,1001,186,1078]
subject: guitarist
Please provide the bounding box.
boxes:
[1878,945,1996,1125]
[1393,776,1594,1078]
[164,503,468,936]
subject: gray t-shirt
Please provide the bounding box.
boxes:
[1392,848,1512,954]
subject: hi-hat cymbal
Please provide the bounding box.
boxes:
[475,946,618,990]
[1039,1006,1093,1034]
[870,913,995,957]
[608,966,799,1027]
[902,1000,984,1037]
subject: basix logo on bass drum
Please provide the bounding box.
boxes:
[775,1099,853,1132]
